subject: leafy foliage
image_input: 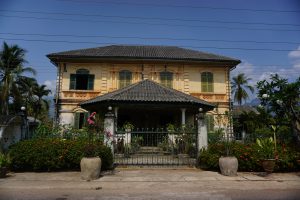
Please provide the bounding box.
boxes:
[8,139,113,171]
[256,137,275,159]
[198,143,300,172]
[257,74,300,143]
[0,152,11,168]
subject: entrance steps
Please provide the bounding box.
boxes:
[135,147,170,155]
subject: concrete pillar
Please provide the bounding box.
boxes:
[181,108,186,125]
[104,107,115,154]
[242,130,246,142]
[114,107,119,118]
[197,109,208,151]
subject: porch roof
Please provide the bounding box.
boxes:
[80,79,214,109]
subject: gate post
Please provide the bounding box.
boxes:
[197,108,208,152]
[104,106,115,155]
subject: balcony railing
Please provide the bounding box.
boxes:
[190,93,227,102]
[62,90,101,100]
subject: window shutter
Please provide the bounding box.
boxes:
[83,112,89,127]
[87,75,95,90]
[70,74,76,90]
[74,112,80,129]
[205,114,214,132]
[119,70,132,88]
[160,72,173,88]
[201,72,213,92]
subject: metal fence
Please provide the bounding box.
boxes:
[113,128,198,166]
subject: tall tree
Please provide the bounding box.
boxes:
[231,73,254,105]
[32,84,51,121]
[257,74,300,144]
[0,42,35,115]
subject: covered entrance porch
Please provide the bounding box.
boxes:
[80,79,214,166]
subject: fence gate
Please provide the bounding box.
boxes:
[114,127,197,166]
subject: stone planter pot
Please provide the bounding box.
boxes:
[80,157,102,181]
[261,159,276,173]
[0,167,7,178]
[219,156,238,176]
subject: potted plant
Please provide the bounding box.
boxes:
[80,112,102,181]
[256,137,276,173]
[0,152,11,178]
[218,129,239,176]
[122,122,134,132]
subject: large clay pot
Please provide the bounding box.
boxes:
[219,156,238,176]
[262,159,275,173]
[80,157,102,181]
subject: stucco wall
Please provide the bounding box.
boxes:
[56,62,231,126]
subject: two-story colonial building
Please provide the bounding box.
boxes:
[47,45,240,131]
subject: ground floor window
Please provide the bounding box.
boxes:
[74,112,89,129]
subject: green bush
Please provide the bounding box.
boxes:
[8,139,113,171]
[198,142,299,172]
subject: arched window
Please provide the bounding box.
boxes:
[160,71,173,88]
[70,69,94,90]
[119,70,132,88]
[201,72,213,92]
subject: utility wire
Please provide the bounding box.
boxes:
[0,9,299,27]
[1,37,299,52]
[1,32,299,45]
[57,0,300,13]
[2,14,300,32]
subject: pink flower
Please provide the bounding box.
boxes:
[105,131,112,138]
[87,112,97,125]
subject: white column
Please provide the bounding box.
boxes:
[114,107,119,118]
[104,107,115,155]
[181,108,186,125]
[197,109,208,151]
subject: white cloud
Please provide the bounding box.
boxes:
[44,80,56,94]
[288,45,300,79]
[288,45,300,58]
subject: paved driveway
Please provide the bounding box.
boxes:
[0,168,300,199]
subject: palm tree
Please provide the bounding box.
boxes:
[32,84,51,121]
[231,73,254,105]
[0,42,36,115]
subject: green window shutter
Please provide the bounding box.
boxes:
[87,75,95,90]
[160,72,173,88]
[119,70,132,88]
[70,74,76,90]
[201,72,213,92]
[83,112,89,127]
[205,114,214,132]
[74,112,80,129]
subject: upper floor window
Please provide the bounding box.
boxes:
[119,70,132,88]
[70,69,94,90]
[201,72,213,92]
[160,71,173,88]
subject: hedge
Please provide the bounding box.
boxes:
[8,139,113,171]
[198,142,300,172]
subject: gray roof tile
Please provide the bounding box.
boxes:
[80,79,214,108]
[47,45,240,63]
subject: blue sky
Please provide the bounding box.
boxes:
[1,0,300,100]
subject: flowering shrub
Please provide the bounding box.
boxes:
[8,138,113,171]
[198,142,300,172]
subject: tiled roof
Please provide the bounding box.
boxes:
[232,105,259,118]
[47,45,240,63]
[80,79,214,108]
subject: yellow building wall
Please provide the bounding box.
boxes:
[57,62,231,126]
